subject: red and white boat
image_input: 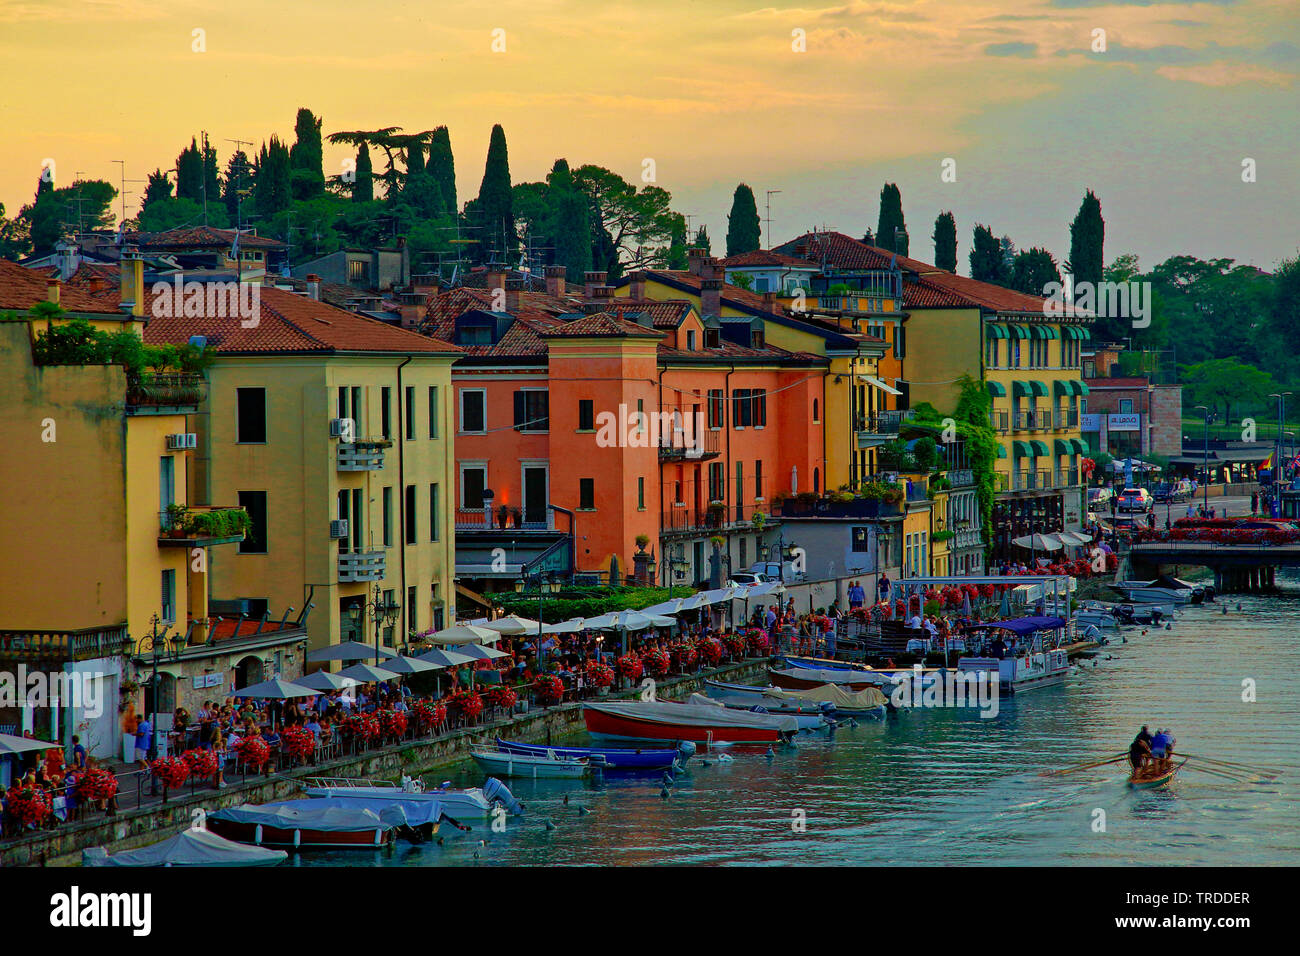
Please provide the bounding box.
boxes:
[583,700,798,744]
[205,802,396,849]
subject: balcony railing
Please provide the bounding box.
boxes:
[777,496,902,520]
[1013,410,1050,431]
[158,505,248,547]
[337,439,391,471]
[662,501,771,534]
[1011,469,1055,491]
[455,508,555,532]
[989,411,1009,433]
[338,549,386,582]
[1054,408,1079,429]
[946,469,975,488]
[0,625,131,662]
[657,429,721,461]
[1055,467,1081,487]
[126,372,204,412]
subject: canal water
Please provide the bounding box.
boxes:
[305,580,1300,866]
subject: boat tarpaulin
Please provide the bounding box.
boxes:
[763,684,889,710]
[585,700,798,735]
[209,802,395,832]
[965,616,1067,635]
[83,827,288,867]
[306,795,446,827]
[769,666,896,687]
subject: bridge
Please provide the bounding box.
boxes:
[1128,541,1300,592]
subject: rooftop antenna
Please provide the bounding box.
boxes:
[225,137,254,282]
[111,160,145,229]
[764,189,782,249]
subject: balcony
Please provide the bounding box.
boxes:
[777,495,903,520]
[1054,408,1079,430]
[126,372,204,415]
[1055,467,1081,487]
[945,469,975,488]
[338,549,386,582]
[0,624,131,663]
[1013,411,1050,432]
[455,507,555,532]
[856,409,913,448]
[158,505,248,547]
[661,501,773,535]
[337,439,392,471]
[657,429,721,461]
[1011,469,1054,492]
[989,411,1009,433]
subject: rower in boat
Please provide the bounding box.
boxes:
[1128,727,1152,773]
[1149,727,1176,773]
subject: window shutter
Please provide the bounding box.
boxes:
[513,391,526,430]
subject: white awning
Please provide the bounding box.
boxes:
[859,375,903,396]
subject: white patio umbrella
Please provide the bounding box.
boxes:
[296,671,361,692]
[0,732,61,756]
[478,614,540,635]
[541,617,586,634]
[425,623,500,646]
[413,647,476,668]
[306,640,396,662]
[335,662,401,683]
[376,654,443,675]
[452,643,511,661]
[1012,533,1063,552]
[584,609,675,656]
[231,678,319,699]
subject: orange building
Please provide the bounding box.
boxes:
[419,265,828,594]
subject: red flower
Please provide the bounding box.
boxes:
[412,701,447,731]
[280,728,315,760]
[233,736,270,768]
[534,676,564,706]
[746,629,771,655]
[720,633,747,659]
[641,647,671,678]
[150,756,191,788]
[5,787,51,826]
[693,638,723,667]
[180,748,218,778]
[74,768,119,802]
[669,642,697,670]
[484,685,519,709]
[616,654,644,681]
[584,660,616,688]
[448,690,484,719]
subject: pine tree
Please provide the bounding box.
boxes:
[725,183,761,256]
[1068,189,1104,287]
[141,169,173,211]
[969,224,1009,285]
[176,138,204,202]
[665,213,688,270]
[876,182,908,255]
[545,158,591,283]
[475,124,515,261]
[694,225,711,255]
[1009,247,1062,295]
[428,126,457,216]
[289,108,325,200]
[353,143,373,203]
[932,211,957,272]
[254,137,292,219]
[201,133,221,211]
[222,151,252,222]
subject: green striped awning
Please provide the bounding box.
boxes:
[997,444,1008,459]
[1054,438,1072,456]
[1013,440,1033,458]
[1041,325,1060,339]
[1012,380,1032,397]
[1027,380,1049,397]
[987,380,1007,397]
[1029,439,1050,457]
[1078,382,1090,395]
[1063,326,1080,340]
[1053,380,1072,396]
[1074,437,1091,455]
[986,324,1008,339]
[1007,324,1029,339]
[1079,326,1092,340]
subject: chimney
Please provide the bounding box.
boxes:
[88,275,106,295]
[411,273,440,296]
[485,261,508,300]
[55,240,80,280]
[399,292,426,329]
[687,248,708,276]
[306,273,321,301]
[583,271,608,299]
[504,277,524,312]
[628,270,647,300]
[118,246,144,317]
[762,291,777,312]
[701,277,722,317]
[46,277,61,306]
[544,264,566,298]
[592,285,613,303]
[703,256,723,280]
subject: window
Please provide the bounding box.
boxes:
[637,477,645,510]
[1120,398,1134,413]
[159,456,174,518]
[408,586,418,633]
[461,465,486,509]
[382,589,396,643]
[707,389,725,428]
[755,460,763,498]
[514,390,549,432]
[579,478,595,510]
[429,483,440,541]
[750,330,765,349]
[236,388,266,443]
[381,387,392,439]
[686,330,697,350]
[986,337,999,368]
[635,398,646,436]
[405,386,416,440]
[735,461,745,518]
[751,389,767,427]
[337,386,362,430]
[460,389,486,433]
[851,527,870,552]
[732,389,752,428]
[708,462,725,502]
[382,487,393,547]
[237,491,267,554]
[1012,338,1021,368]
[161,570,176,623]
[812,399,820,423]
[337,488,362,552]
[894,325,905,359]
[705,328,720,349]
[578,399,594,431]
[428,387,439,439]
[404,484,417,544]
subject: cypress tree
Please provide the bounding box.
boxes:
[969,224,1008,285]
[1068,189,1104,288]
[725,183,761,256]
[201,133,221,209]
[176,137,204,202]
[475,124,514,260]
[932,211,957,272]
[693,225,711,255]
[254,136,291,218]
[876,182,908,255]
[289,108,325,200]
[428,126,457,216]
[223,151,251,221]
[353,143,373,203]
[546,158,591,283]
[1009,247,1062,295]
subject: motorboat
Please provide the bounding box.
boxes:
[1072,602,1122,630]
[205,802,397,849]
[83,827,288,867]
[583,699,798,744]
[768,666,899,692]
[1113,574,1197,604]
[494,738,693,772]
[470,747,590,779]
[303,775,522,819]
[758,684,889,720]
[685,691,833,732]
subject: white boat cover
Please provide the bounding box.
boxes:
[763,684,888,710]
[586,700,798,734]
[209,802,394,832]
[304,795,445,826]
[82,827,287,867]
[771,667,897,687]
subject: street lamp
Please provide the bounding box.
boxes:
[348,585,400,664]
[1194,405,1213,516]
[136,614,179,794]
[1269,392,1291,514]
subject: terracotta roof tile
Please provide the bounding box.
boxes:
[126,226,284,250]
[0,259,124,315]
[541,312,663,339]
[719,250,818,269]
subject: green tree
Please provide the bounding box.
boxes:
[1068,188,1104,288]
[876,182,908,255]
[140,169,173,212]
[353,143,374,203]
[932,211,957,272]
[693,224,711,255]
[428,126,457,216]
[222,151,253,222]
[176,137,204,202]
[1009,247,1062,295]
[1180,357,1274,424]
[665,213,688,270]
[725,183,761,256]
[572,164,681,274]
[475,124,515,262]
[969,224,1007,285]
[546,158,592,282]
[290,108,325,201]
[20,180,116,255]
[0,202,30,260]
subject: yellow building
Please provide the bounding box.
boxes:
[614,252,891,494]
[144,276,461,660]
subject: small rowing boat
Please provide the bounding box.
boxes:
[494,738,692,772]
[471,747,590,779]
[1128,758,1186,790]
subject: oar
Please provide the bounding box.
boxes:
[1182,764,1255,782]
[1181,753,1283,775]
[1041,753,1128,776]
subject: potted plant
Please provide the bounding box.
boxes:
[635,533,650,552]
[164,502,189,537]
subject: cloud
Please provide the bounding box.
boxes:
[1049,0,1237,7]
[1156,61,1296,86]
[985,42,1039,58]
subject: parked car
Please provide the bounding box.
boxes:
[1116,488,1154,512]
[1087,487,1114,507]
[1153,480,1193,503]
[727,572,766,587]
[746,561,802,582]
